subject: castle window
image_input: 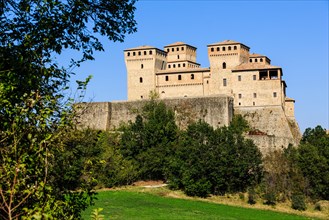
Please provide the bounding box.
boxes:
[183,63,186,67]
[222,62,226,69]
[250,59,252,63]
[255,58,258,62]
[144,51,147,55]
[139,77,143,83]
[141,96,143,99]
[141,64,144,69]
[173,64,176,68]
[161,91,165,94]
[253,75,257,80]
[191,74,194,79]
[211,48,214,52]
[239,102,241,106]
[273,92,277,97]
[172,48,174,52]
[260,58,263,62]
[254,93,257,98]
[222,47,226,51]
[238,75,241,81]
[234,46,237,50]
[168,64,171,68]
[127,52,130,56]
[178,64,181,67]
[165,76,169,81]
[133,52,136,56]
[167,48,169,52]
[149,50,152,55]
[238,94,242,99]
[207,80,209,84]
[178,75,182,80]
[223,78,227,86]
[181,47,184,51]
[253,102,255,106]
[228,46,231,51]
[138,51,141,56]
[217,47,220,51]
[177,55,180,59]
[177,47,179,51]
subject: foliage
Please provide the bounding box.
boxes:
[90,208,105,220]
[291,194,306,211]
[166,116,263,197]
[0,0,137,219]
[119,99,178,181]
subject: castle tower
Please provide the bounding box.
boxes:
[207,40,250,96]
[124,46,167,100]
[164,42,201,70]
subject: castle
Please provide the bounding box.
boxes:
[78,40,301,154]
[124,40,295,119]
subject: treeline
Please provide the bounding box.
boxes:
[67,100,329,210]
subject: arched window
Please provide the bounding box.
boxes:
[149,50,152,55]
[222,47,226,51]
[250,59,252,63]
[181,47,184,51]
[191,74,194,79]
[127,52,130,56]
[139,77,143,83]
[178,64,181,67]
[222,62,226,69]
[255,59,258,62]
[172,48,174,52]
[138,51,141,56]
[173,64,176,68]
[176,47,179,51]
[217,47,220,51]
[211,48,214,52]
[228,46,231,51]
[178,75,182,80]
[133,52,136,56]
[144,51,147,55]
[165,76,169,81]
[141,64,144,69]
[177,55,180,59]
[234,46,237,50]
[168,64,171,68]
[167,48,169,52]
[183,63,186,67]
[260,58,263,62]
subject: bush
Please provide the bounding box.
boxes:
[247,189,257,205]
[291,194,306,211]
[263,192,276,206]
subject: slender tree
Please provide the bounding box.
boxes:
[0,0,137,219]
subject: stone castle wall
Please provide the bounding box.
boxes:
[77,95,234,131]
[77,96,301,154]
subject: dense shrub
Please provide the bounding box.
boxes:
[291,194,306,211]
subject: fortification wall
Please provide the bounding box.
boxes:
[235,106,301,153]
[77,95,234,131]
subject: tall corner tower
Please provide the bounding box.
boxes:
[124,46,167,100]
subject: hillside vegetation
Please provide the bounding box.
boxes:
[67,99,329,216]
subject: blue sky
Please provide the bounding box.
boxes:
[68,0,328,133]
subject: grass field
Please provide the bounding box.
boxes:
[82,189,318,220]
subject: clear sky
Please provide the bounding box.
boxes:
[67,0,329,133]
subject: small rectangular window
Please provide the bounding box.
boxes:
[238,75,241,81]
[191,74,194,79]
[238,94,242,99]
[139,77,143,83]
[165,76,169,81]
[273,92,277,97]
[223,78,227,86]
[253,75,257,80]
[178,75,182,80]
[254,93,257,98]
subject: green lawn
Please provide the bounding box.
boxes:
[82,190,316,220]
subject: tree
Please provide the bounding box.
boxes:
[120,99,178,180]
[0,0,137,219]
